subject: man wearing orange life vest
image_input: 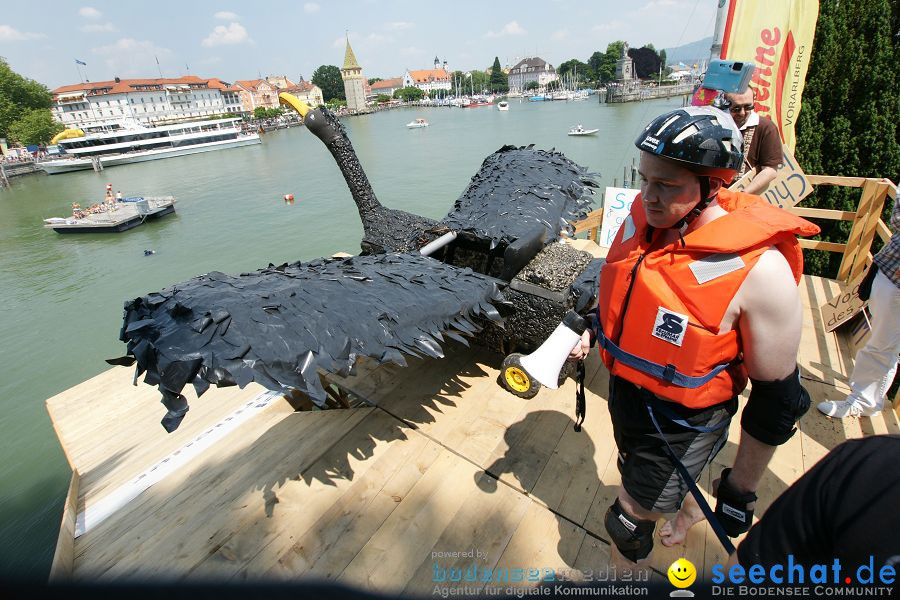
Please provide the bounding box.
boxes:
[569,107,820,568]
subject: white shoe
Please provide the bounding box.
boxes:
[817,399,881,419]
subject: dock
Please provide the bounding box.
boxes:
[44,233,899,590]
[43,196,176,234]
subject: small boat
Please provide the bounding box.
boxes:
[406,118,429,129]
[497,101,509,111]
[529,95,545,102]
[567,125,599,136]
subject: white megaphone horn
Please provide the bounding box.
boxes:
[500,310,590,399]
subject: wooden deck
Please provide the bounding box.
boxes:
[45,239,900,591]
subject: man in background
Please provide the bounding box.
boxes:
[724,88,782,194]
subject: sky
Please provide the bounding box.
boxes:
[0,0,718,90]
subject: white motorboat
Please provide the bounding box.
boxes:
[567,125,599,136]
[406,118,429,128]
[497,101,509,111]
[39,118,260,174]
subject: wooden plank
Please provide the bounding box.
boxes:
[787,207,856,221]
[75,408,369,580]
[806,175,866,187]
[573,209,604,234]
[339,448,483,592]
[876,219,892,244]
[263,432,445,582]
[400,471,532,595]
[837,179,883,282]
[491,500,586,588]
[798,239,846,253]
[48,471,80,582]
[200,409,429,581]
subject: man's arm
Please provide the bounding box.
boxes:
[729,248,803,493]
[742,166,777,195]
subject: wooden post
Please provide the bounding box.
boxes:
[0,162,8,188]
[837,180,889,282]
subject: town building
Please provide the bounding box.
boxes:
[402,65,451,96]
[233,79,281,113]
[341,36,367,113]
[369,77,404,98]
[281,80,325,107]
[507,57,558,92]
[50,76,243,129]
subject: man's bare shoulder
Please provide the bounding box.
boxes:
[739,247,798,313]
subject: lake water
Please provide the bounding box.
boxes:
[0,96,685,580]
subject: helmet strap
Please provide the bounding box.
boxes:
[672,176,713,235]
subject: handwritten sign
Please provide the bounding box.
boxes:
[729,145,812,208]
[820,269,870,332]
[599,187,640,248]
[847,309,872,357]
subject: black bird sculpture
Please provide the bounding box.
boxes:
[111,93,601,432]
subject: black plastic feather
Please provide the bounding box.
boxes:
[114,253,504,431]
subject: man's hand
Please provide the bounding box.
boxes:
[568,330,592,361]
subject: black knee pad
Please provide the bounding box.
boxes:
[742,366,811,446]
[604,499,655,562]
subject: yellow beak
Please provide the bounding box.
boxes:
[279,92,311,118]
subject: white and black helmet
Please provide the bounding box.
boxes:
[634,106,744,183]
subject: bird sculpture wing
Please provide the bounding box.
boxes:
[111,253,503,432]
[440,144,598,247]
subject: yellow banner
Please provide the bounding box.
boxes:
[721,0,819,151]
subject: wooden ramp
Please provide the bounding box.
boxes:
[45,262,900,591]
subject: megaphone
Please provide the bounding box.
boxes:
[500,310,590,399]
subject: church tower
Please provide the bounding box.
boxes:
[341,35,367,112]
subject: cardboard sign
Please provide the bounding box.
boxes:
[820,269,870,332]
[729,144,812,208]
[599,187,640,248]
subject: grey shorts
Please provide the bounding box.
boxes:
[608,376,738,513]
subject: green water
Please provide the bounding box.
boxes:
[0,96,684,579]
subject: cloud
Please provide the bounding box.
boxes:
[484,21,526,38]
[214,11,238,20]
[79,6,102,18]
[0,25,45,41]
[80,22,117,33]
[386,21,413,31]
[202,22,251,47]
[551,29,568,41]
[92,38,173,76]
[304,2,320,13]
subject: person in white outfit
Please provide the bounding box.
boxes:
[818,193,900,418]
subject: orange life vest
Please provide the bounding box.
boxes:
[597,188,820,408]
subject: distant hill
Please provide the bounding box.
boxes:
[663,36,713,67]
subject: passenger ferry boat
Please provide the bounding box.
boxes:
[40,117,261,174]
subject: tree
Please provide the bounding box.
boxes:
[375,94,391,104]
[524,80,540,91]
[659,49,667,68]
[253,107,283,119]
[794,0,899,279]
[489,57,509,93]
[393,86,424,102]
[7,109,62,145]
[628,47,662,79]
[367,77,383,85]
[311,65,345,101]
[0,57,53,139]
[587,51,605,84]
[558,58,590,83]
[596,41,626,83]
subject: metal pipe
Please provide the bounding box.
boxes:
[419,231,458,256]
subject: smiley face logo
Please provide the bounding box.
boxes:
[667,558,696,588]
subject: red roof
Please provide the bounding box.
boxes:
[371,77,403,90]
[52,75,229,97]
[407,69,450,83]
